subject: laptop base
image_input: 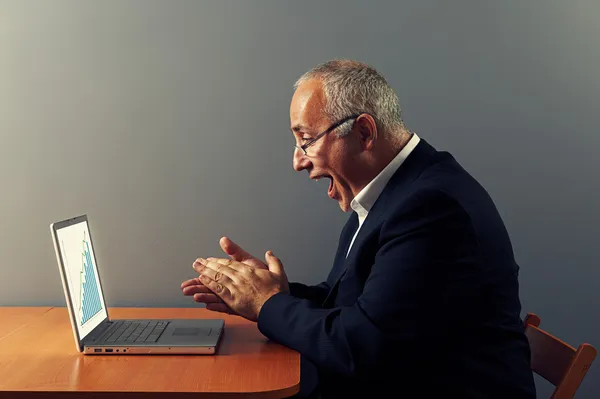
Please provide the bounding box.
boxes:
[84,345,217,354]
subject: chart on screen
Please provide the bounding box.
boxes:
[79,231,103,325]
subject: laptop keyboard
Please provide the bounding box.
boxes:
[102,320,170,344]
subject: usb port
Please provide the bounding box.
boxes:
[105,349,113,352]
[94,348,102,352]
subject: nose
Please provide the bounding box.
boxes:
[293,147,311,172]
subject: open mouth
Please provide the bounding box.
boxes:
[312,175,334,199]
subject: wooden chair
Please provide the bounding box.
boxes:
[524,313,597,399]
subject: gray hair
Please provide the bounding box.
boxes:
[294,59,405,138]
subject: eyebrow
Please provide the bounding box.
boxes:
[291,124,311,134]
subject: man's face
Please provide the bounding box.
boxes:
[290,79,360,212]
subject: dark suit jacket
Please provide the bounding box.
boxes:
[257,138,536,398]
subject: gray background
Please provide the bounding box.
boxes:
[1,1,598,397]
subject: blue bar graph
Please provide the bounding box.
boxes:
[80,233,103,325]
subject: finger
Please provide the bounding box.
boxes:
[198,273,232,301]
[205,302,235,315]
[220,237,268,269]
[220,236,253,261]
[205,258,253,275]
[192,293,225,304]
[206,258,233,266]
[193,257,229,270]
[196,258,240,283]
[192,257,210,271]
[205,258,252,275]
[181,277,202,289]
[182,284,217,296]
[265,250,284,275]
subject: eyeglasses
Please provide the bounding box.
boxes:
[293,114,360,156]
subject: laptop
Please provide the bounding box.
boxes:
[50,214,224,355]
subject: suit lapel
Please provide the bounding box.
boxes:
[325,213,358,288]
[322,138,438,305]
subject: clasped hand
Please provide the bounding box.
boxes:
[181,237,289,322]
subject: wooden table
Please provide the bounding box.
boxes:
[0,307,52,341]
[0,307,300,398]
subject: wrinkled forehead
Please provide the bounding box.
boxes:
[290,79,327,132]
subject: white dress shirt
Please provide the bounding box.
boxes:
[346,133,421,256]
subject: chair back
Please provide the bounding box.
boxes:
[524,313,597,399]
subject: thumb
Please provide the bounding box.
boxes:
[265,250,284,275]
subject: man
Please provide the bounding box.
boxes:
[181,60,536,398]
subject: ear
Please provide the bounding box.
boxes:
[355,114,377,150]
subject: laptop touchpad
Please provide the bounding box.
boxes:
[172,327,210,336]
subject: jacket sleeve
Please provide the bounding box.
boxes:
[289,282,330,303]
[257,189,483,377]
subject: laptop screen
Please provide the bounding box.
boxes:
[55,220,108,340]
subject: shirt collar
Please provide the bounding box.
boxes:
[350,133,421,216]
